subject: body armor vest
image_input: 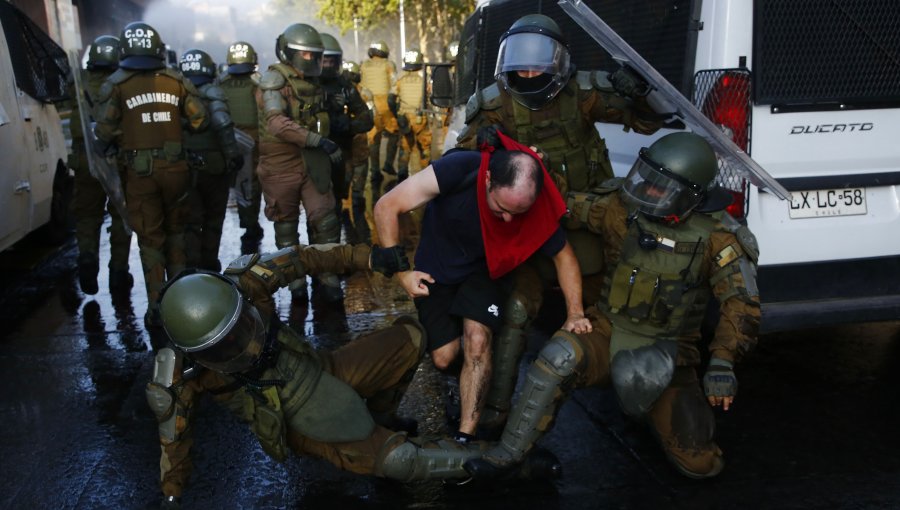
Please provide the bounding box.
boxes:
[499,79,612,193]
[258,63,328,145]
[360,57,391,96]
[219,73,259,133]
[599,213,719,338]
[113,69,186,151]
[397,71,424,116]
[183,83,221,153]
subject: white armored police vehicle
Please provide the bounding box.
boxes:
[447,0,900,331]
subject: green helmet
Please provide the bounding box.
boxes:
[622,132,724,220]
[226,41,258,74]
[342,60,361,83]
[86,35,119,70]
[319,33,343,79]
[368,40,389,59]
[495,14,572,110]
[119,21,166,70]
[179,48,216,86]
[402,48,423,71]
[445,40,460,61]
[276,23,324,77]
[159,271,267,374]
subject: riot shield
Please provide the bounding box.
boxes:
[231,128,256,208]
[66,50,132,233]
[557,0,790,201]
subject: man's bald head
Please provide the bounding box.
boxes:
[487,150,544,203]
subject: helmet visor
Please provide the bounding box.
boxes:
[494,32,570,77]
[180,299,266,373]
[621,149,704,219]
[286,43,324,77]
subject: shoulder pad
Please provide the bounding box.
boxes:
[734,225,759,263]
[96,79,116,103]
[181,78,202,96]
[159,68,183,81]
[224,253,261,275]
[106,68,135,85]
[576,70,614,93]
[592,177,623,194]
[202,83,228,102]
[465,84,501,122]
[258,69,286,91]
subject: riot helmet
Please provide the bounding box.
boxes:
[495,14,572,110]
[86,35,119,70]
[179,48,216,87]
[342,60,361,83]
[621,132,725,221]
[276,23,325,77]
[402,48,424,71]
[368,40,389,59]
[319,33,343,79]
[159,271,267,374]
[226,41,258,75]
[118,21,166,70]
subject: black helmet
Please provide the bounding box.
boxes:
[622,132,729,220]
[495,14,572,110]
[226,41,258,75]
[319,33,343,79]
[342,60,361,83]
[118,21,166,70]
[179,48,216,87]
[276,23,324,77]
[368,40,389,59]
[159,271,267,374]
[402,48,424,71]
[86,35,119,70]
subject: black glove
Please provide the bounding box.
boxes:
[610,65,651,98]
[331,114,351,134]
[476,124,503,151]
[158,495,181,510]
[703,358,738,400]
[227,154,245,173]
[397,114,411,134]
[317,136,343,165]
[370,245,410,277]
[387,93,399,116]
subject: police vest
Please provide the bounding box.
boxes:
[397,71,423,115]
[599,212,720,338]
[183,83,223,154]
[497,79,613,193]
[360,57,391,96]
[111,69,186,151]
[219,73,259,133]
[258,63,328,145]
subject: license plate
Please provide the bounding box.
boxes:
[788,187,867,219]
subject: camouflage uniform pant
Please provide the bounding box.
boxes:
[72,153,131,271]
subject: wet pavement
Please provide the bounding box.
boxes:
[2,194,900,509]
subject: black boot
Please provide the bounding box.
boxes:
[108,269,134,292]
[77,252,99,295]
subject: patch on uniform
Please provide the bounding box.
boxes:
[714,244,741,267]
[249,264,276,282]
[655,236,676,253]
[224,253,260,275]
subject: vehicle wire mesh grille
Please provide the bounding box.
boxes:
[753,0,900,106]
[693,68,752,215]
[456,0,698,105]
[0,2,70,104]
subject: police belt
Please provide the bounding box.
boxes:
[126,147,183,162]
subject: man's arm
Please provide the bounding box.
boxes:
[550,241,593,334]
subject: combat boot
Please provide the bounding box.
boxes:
[240,224,264,255]
[77,252,100,295]
[109,269,134,292]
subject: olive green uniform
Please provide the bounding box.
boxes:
[154,244,484,498]
[360,56,398,177]
[482,188,760,477]
[395,69,432,178]
[95,68,208,319]
[218,71,263,250]
[183,81,242,271]
[69,69,132,285]
[457,73,664,426]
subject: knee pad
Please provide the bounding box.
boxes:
[273,221,299,248]
[537,330,585,378]
[309,211,341,244]
[503,293,531,329]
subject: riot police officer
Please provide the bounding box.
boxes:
[95,22,209,328]
[219,41,265,254]
[148,243,552,507]
[464,132,761,479]
[70,35,133,295]
[394,48,431,182]
[458,14,665,431]
[360,40,398,185]
[179,48,243,272]
[255,23,344,302]
[319,34,374,244]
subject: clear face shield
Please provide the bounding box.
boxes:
[622,149,705,220]
[285,43,324,77]
[494,32,571,110]
[178,299,267,374]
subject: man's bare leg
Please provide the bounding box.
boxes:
[458,319,493,435]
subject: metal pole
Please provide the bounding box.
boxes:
[354,17,360,61]
[399,0,406,65]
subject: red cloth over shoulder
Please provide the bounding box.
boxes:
[476,131,566,279]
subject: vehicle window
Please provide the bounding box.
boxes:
[0,2,70,104]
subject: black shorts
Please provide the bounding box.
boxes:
[414,271,510,352]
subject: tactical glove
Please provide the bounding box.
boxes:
[370,245,410,277]
[703,358,738,399]
[476,123,503,151]
[316,135,344,165]
[158,495,181,510]
[610,65,651,98]
[227,154,245,173]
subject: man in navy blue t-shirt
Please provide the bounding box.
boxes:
[373,149,591,441]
